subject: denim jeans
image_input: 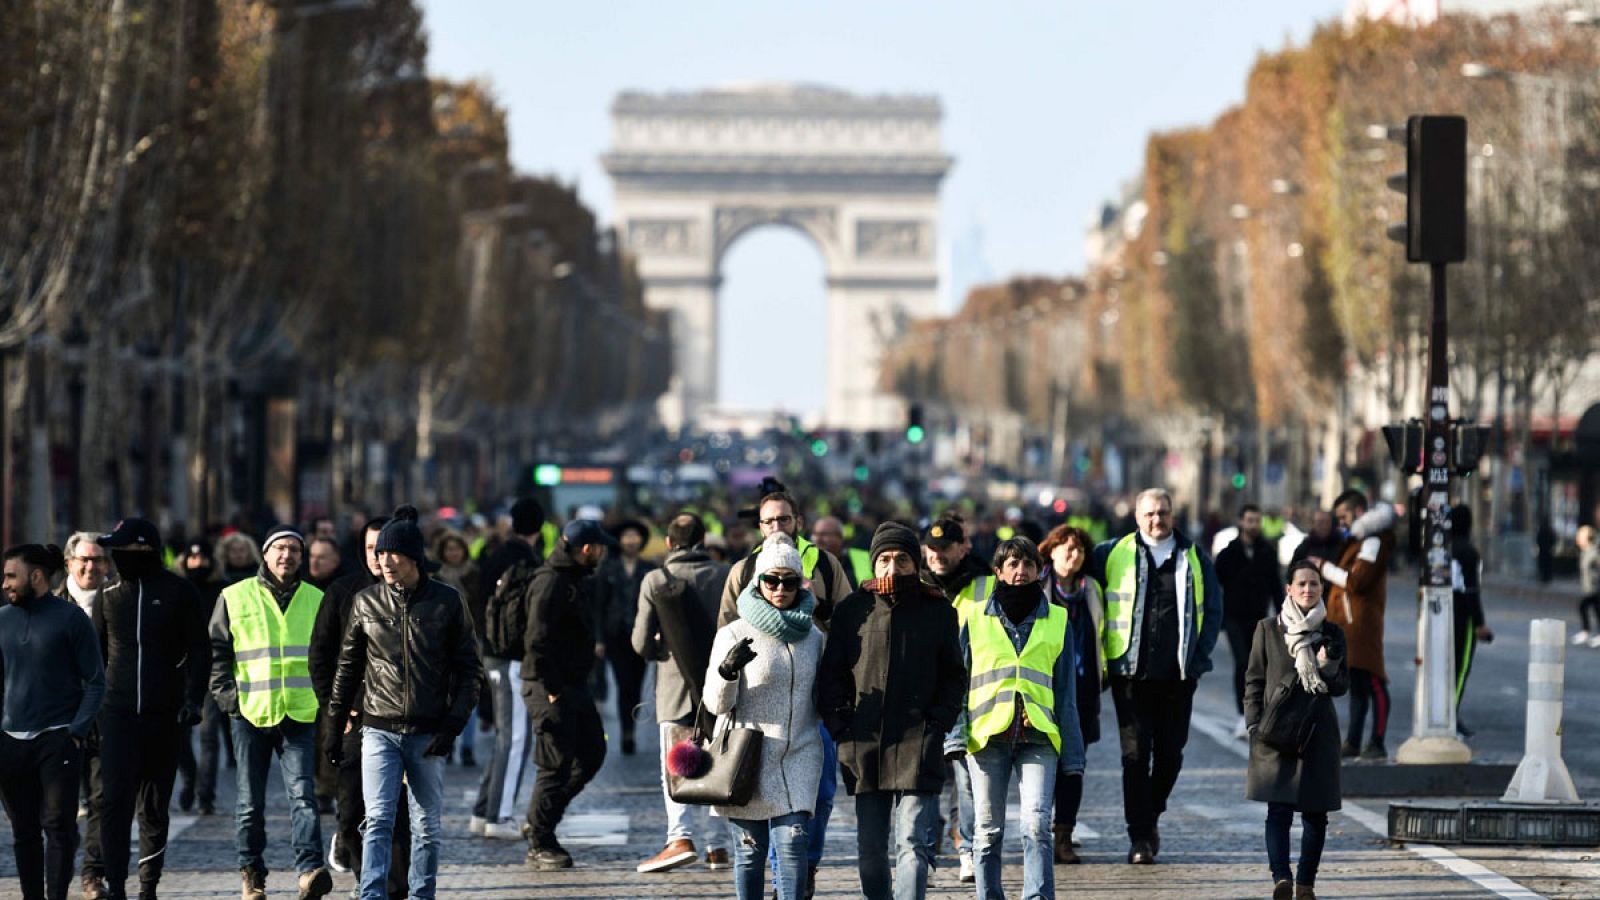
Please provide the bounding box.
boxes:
[768,719,834,876]
[230,716,324,875]
[952,758,976,856]
[730,812,809,900]
[473,657,532,822]
[854,790,941,900]
[969,742,1058,900]
[1265,802,1328,887]
[660,721,729,851]
[359,729,445,900]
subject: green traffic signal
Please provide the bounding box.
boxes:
[906,425,926,444]
[1231,472,1247,489]
[810,438,829,457]
[853,464,870,481]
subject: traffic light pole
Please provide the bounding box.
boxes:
[1396,261,1472,764]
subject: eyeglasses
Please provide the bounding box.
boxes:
[73,556,109,566]
[759,574,802,591]
[758,515,795,528]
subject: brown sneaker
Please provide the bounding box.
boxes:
[705,847,732,870]
[295,867,332,900]
[637,839,699,873]
[82,874,110,900]
[239,867,266,900]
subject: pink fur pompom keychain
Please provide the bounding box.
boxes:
[666,738,710,778]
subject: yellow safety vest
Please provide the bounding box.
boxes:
[1101,534,1205,668]
[222,579,324,729]
[966,602,1068,754]
[951,575,992,628]
[847,548,872,586]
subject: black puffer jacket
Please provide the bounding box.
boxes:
[94,567,209,716]
[330,574,482,735]
[819,578,966,795]
[521,544,600,699]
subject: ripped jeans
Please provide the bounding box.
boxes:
[730,811,810,900]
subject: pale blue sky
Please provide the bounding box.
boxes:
[418,1,1345,415]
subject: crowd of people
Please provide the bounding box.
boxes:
[0,478,1496,900]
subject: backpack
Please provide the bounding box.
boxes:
[483,559,539,659]
[653,569,718,735]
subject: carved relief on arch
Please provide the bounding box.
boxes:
[626,218,700,256]
[855,219,932,260]
[713,205,838,260]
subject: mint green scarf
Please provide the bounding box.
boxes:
[737,582,816,644]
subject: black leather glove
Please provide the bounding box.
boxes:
[425,732,455,758]
[177,703,202,728]
[324,714,346,767]
[717,637,758,681]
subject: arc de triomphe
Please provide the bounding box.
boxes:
[602,83,951,430]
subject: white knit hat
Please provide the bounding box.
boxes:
[755,533,803,577]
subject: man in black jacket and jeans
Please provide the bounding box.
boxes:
[1214,504,1281,738]
[520,520,616,871]
[308,516,411,895]
[83,518,209,900]
[328,507,481,899]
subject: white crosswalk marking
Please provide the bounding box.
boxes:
[557,809,630,846]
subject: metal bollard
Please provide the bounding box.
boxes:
[1502,618,1580,804]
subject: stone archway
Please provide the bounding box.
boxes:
[602,83,951,429]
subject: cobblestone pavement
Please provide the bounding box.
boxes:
[5,615,1600,899]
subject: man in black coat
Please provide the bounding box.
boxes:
[520,521,617,871]
[83,518,209,900]
[1214,504,1282,737]
[819,523,965,900]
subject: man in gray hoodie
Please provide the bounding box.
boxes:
[0,543,106,900]
[631,513,730,874]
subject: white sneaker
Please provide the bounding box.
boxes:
[959,852,974,883]
[468,815,487,836]
[1588,635,1600,649]
[1573,630,1591,646]
[1232,715,1249,739]
[484,819,525,840]
[328,833,351,874]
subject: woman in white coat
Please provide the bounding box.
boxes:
[703,533,824,900]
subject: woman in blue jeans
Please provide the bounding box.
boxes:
[951,538,1085,900]
[1244,559,1348,900]
[703,535,825,900]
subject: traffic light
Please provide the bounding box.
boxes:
[1384,115,1467,264]
[1230,472,1247,490]
[810,437,829,457]
[1451,421,1492,475]
[906,403,926,444]
[1382,421,1425,475]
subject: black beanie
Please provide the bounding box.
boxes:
[869,522,921,566]
[511,498,545,536]
[374,505,434,570]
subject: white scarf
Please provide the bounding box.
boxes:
[65,579,97,617]
[1139,531,1177,568]
[1279,597,1328,694]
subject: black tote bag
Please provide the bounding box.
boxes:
[665,708,764,806]
[1257,671,1320,756]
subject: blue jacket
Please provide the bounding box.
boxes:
[1089,530,1223,680]
[0,592,106,737]
[946,592,1086,774]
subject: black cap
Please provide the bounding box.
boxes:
[563,519,619,549]
[922,518,965,549]
[101,517,162,550]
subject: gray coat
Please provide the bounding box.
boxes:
[633,548,728,723]
[1243,616,1349,812]
[703,613,824,822]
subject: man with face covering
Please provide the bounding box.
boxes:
[78,518,209,900]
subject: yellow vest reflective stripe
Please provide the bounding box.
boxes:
[951,575,991,628]
[222,579,324,728]
[847,548,872,585]
[966,602,1067,754]
[1102,534,1205,663]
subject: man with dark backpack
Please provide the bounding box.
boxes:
[630,513,730,873]
[470,554,541,840]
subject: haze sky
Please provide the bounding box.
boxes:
[417,1,1346,416]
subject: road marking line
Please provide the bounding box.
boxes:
[557,810,630,846]
[1191,707,1547,899]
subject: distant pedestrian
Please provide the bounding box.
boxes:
[820,522,965,900]
[1089,488,1222,865]
[520,520,616,870]
[1306,490,1394,760]
[632,513,732,874]
[1215,504,1283,738]
[307,537,342,591]
[703,533,824,900]
[1288,510,1341,567]
[1244,559,1349,900]
[810,516,871,591]
[432,529,482,767]
[1449,507,1492,737]
[1038,523,1103,865]
[596,519,656,756]
[1574,526,1600,648]
[209,526,334,900]
[83,518,209,900]
[329,506,482,900]
[0,544,105,900]
[176,539,230,817]
[215,533,261,586]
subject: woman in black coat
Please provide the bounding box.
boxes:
[1244,558,1349,900]
[1038,524,1103,866]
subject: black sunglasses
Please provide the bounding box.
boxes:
[759,574,802,591]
